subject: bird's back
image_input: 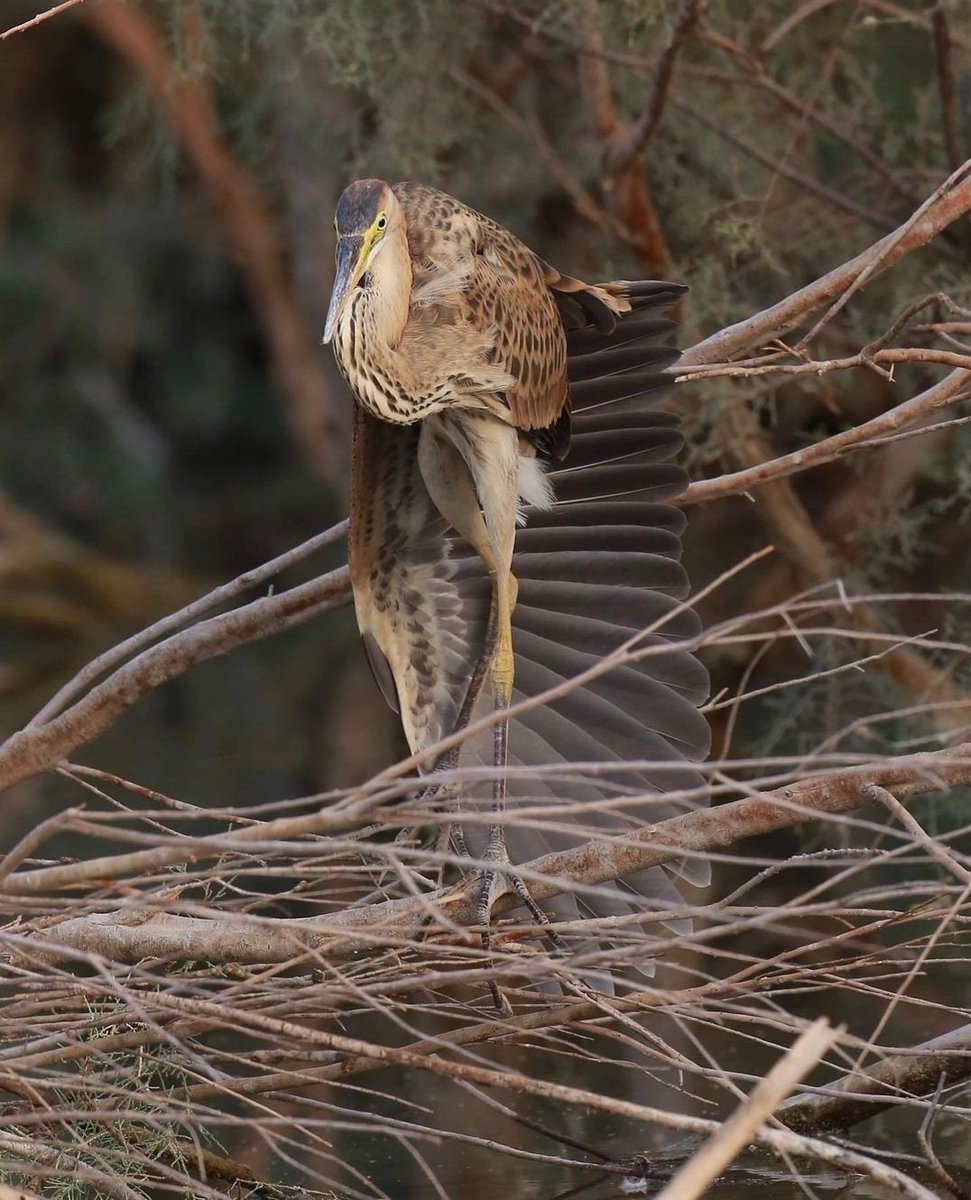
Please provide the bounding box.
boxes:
[393,181,572,440]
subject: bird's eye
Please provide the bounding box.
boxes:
[375,213,388,231]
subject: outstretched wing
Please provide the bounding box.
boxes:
[347,275,709,984]
[452,282,710,950]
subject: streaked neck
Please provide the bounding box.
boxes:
[367,227,411,349]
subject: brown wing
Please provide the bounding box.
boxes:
[449,277,710,984]
[393,181,569,436]
[348,405,481,761]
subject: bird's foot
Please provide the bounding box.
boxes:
[473,833,552,932]
[467,825,564,1014]
[352,767,461,906]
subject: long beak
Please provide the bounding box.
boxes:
[322,236,364,345]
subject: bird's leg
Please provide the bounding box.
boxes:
[476,559,515,912]
[418,607,499,859]
[472,433,556,939]
[418,417,554,961]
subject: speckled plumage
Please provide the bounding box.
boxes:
[333,180,635,758]
[327,180,710,984]
[332,181,630,449]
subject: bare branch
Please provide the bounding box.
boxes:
[21,733,971,954]
[605,0,702,174]
[1,0,84,40]
[0,565,350,795]
[654,1020,838,1200]
[680,162,971,367]
[682,367,971,505]
[27,522,347,730]
[933,4,967,176]
[780,1022,971,1135]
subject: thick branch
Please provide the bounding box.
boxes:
[0,567,350,795]
[780,1022,971,1135]
[23,737,971,958]
[577,0,671,273]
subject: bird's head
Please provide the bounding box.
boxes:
[322,179,403,344]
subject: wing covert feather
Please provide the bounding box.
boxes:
[394,181,569,436]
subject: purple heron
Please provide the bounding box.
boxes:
[323,179,709,978]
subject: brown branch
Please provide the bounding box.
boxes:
[687,396,971,733]
[655,1020,838,1200]
[26,521,347,730]
[678,346,971,382]
[680,162,971,368]
[780,1022,971,1135]
[26,992,939,1199]
[80,2,342,479]
[18,736,971,950]
[682,367,971,505]
[576,1,621,141]
[0,565,351,795]
[577,0,671,273]
[932,5,966,177]
[605,0,701,174]
[1,0,84,39]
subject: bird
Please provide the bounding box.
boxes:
[323,179,709,986]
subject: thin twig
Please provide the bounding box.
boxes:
[682,367,971,505]
[680,162,971,367]
[1,0,84,39]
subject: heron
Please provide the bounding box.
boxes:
[323,179,709,978]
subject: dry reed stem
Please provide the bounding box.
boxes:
[652,1019,838,1200]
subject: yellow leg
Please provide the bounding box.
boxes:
[419,416,554,988]
[490,570,517,706]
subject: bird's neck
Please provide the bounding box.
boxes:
[367,228,412,349]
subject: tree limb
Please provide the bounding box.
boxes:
[780,1022,971,1135]
[20,736,971,957]
[682,367,971,505]
[680,163,971,368]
